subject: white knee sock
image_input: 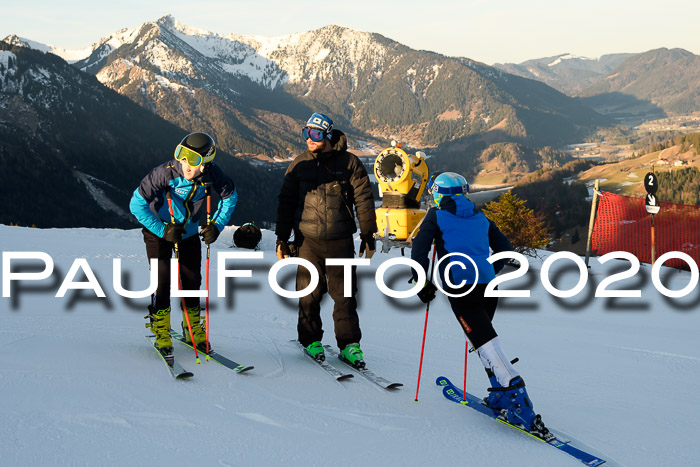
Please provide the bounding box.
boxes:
[477,337,520,387]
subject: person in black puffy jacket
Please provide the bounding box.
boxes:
[275,112,376,368]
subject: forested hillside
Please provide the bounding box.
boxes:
[657,167,700,205]
[0,41,279,228]
[511,161,594,237]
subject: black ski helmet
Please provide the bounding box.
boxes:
[178,132,217,165]
[233,223,263,249]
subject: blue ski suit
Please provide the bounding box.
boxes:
[411,195,512,348]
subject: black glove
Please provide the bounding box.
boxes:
[163,223,186,243]
[199,224,220,245]
[276,239,291,260]
[359,233,376,259]
[417,281,437,304]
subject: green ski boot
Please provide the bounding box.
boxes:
[341,343,365,369]
[146,306,173,356]
[305,341,325,362]
[182,305,211,353]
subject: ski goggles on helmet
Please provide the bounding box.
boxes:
[302,127,327,143]
[174,144,215,167]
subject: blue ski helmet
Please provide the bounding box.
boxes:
[304,112,333,141]
[429,172,469,207]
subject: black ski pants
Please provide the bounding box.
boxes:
[142,228,202,311]
[296,236,362,350]
[446,283,499,350]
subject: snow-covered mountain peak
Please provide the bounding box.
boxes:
[93,27,140,52]
[2,34,92,63]
[236,24,384,61]
[224,24,392,87]
[156,14,215,38]
[83,17,395,91]
[547,53,597,67]
[6,18,395,92]
[61,15,280,92]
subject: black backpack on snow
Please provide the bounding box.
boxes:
[233,223,262,249]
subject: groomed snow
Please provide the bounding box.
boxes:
[1,224,699,466]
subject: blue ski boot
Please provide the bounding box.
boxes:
[485,367,500,389]
[484,358,520,389]
[488,377,553,440]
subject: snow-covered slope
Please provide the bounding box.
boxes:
[2,224,699,465]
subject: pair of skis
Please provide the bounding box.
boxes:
[294,341,403,389]
[147,330,254,379]
[148,338,603,465]
[149,335,402,391]
[295,341,403,390]
[436,376,606,466]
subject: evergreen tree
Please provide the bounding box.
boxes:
[482,191,551,257]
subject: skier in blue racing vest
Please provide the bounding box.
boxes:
[411,172,552,440]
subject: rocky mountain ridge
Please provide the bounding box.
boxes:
[4,15,608,163]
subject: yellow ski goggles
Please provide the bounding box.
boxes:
[174,144,216,167]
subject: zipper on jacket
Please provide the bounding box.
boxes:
[182,181,199,225]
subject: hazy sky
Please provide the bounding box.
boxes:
[3,0,699,64]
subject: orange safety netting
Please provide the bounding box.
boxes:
[591,192,700,270]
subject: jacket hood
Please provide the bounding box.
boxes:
[330,129,348,152]
[439,195,475,218]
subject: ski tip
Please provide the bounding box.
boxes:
[436,376,451,386]
[176,372,194,379]
[386,383,404,389]
[336,373,354,381]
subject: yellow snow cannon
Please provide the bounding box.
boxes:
[373,141,429,252]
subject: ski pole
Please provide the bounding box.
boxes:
[414,243,437,402]
[166,191,201,364]
[463,340,469,402]
[205,186,211,358]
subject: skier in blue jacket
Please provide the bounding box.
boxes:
[411,172,551,440]
[130,132,237,356]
